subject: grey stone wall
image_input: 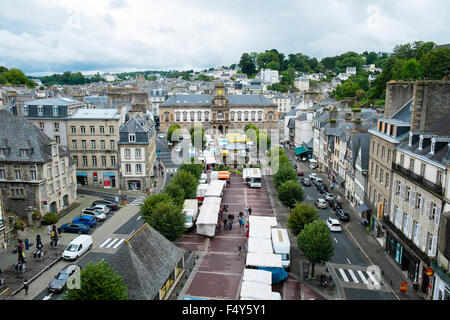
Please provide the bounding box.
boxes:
[384,81,414,119]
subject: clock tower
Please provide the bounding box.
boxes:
[211,83,229,133]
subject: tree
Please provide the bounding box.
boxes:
[144,200,186,241]
[277,180,304,208]
[141,193,172,217]
[170,170,199,199]
[63,259,128,300]
[239,53,256,77]
[273,162,297,188]
[178,162,203,180]
[167,124,181,143]
[287,202,319,236]
[420,47,450,79]
[330,80,361,100]
[296,220,335,278]
[164,183,185,207]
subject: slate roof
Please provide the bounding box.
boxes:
[0,109,67,163]
[24,97,82,106]
[351,133,370,169]
[160,94,275,107]
[69,108,120,120]
[108,224,185,300]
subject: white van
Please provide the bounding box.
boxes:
[248,168,262,188]
[62,235,93,261]
[183,199,199,229]
[271,228,291,270]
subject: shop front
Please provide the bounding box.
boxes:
[76,172,88,186]
[103,172,116,188]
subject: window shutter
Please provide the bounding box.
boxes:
[422,230,427,252]
[408,216,414,239]
[430,236,437,257]
[410,191,416,207]
[425,200,430,219]
[419,195,423,212]
[397,209,403,229]
[435,206,441,225]
[414,223,420,246]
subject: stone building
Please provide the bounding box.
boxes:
[159,83,278,136]
[0,110,77,223]
[118,115,156,192]
[107,86,150,111]
[67,108,124,188]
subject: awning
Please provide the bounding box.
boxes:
[76,172,88,176]
[356,203,369,213]
[294,146,307,155]
[218,171,230,180]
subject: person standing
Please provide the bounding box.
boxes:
[223,219,228,230]
[229,221,233,231]
[23,279,29,295]
[237,245,242,255]
[248,207,252,215]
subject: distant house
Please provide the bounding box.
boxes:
[108,223,185,300]
[338,73,349,81]
[346,67,356,76]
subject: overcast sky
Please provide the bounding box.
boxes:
[1,0,449,75]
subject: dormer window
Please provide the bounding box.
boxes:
[20,149,28,157]
[430,140,435,154]
[38,106,44,116]
[409,132,413,147]
[418,136,423,150]
[129,134,136,142]
[23,106,29,116]
[53,106,59,116]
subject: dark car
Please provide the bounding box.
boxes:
[328,200,342,211]
[335,209,350,221]
[48,264,79,293]
[92,199,119,211]
[61,223,90,234]
[72,216,96,227]
[317,185,327,194]
[301,177,311,186]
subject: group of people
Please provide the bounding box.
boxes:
[217,206,252,233]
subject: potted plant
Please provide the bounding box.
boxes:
[14,219,26,232]
[32,210,42,221]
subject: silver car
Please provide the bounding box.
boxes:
[81,208,106,221]
[48,264,79,293]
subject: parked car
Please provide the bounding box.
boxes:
[174,145,181,152]
[315,198,328,209]
[60,223,90,234]
[81,208,106,221]
[313,177,323,185]
[316,183,328,192]
[158,133,165,139]
[91,204,110,214]
[297,169,304,176]
[92,199,119,211]
[301,177,311,186]
[72,216,96,227]
[323,192,334,201]
[335,209,350,221]
[317,185,328,194]
[48,264,80,293]
[308,173,318,181]
[326,218,342,232]
[199,173,207,184]
[328,200,342,211]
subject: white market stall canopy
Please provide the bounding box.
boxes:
[246,253,282,268]
[248,237,274,254]
[205,179,226,197]
[240,280,273,300]
[243,269,272,285]
[249,216,278,227]
[196,196,221,237]
[249,224,272,240]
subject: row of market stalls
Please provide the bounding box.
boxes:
[195,179,226,237]
[240,216,286,300]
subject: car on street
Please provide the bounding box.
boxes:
[158,133,165,139]
[297,169,304,176]
[328,200,342,211]
[81,208,106,221]
[313,177,323,185]
[323,192,334,201]
[48,264,80,293]
[316,182,328,192]
[308,173,318,181]
[199,173,207,184]
[60,223,90,234]
[326,218,342,232]
[91,204,110,214]
[92,199,119,211]
[72,216,96,227]
[174,145,181,152]
[317,185,328,194]
[335,209,350,221]
[315,198,328,209]
[301,177,311,186]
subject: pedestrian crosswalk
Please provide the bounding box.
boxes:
[129,196,146,206]
[335,267,381,287]
[98,237,126,249]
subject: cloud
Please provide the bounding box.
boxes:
[0,0,449,74]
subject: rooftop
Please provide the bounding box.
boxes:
[69,108,120,120]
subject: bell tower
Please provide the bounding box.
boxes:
[211,82,228,133]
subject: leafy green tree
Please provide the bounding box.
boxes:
[141,193,172,216]
[330,80,361,100]
[164,183,185,207]
[239,53,256,77]
[63,259,128,300]
[274,162,297,188]
[167,124,181,142]
[420,47,450,79]
[296,220,335,278]
[266,61,280,71]
[4,68,30,86]
[170,170,198,199]
[395,58,423,80]
[287,202,319,236]
[0,66,8,73]
[144,200,185,241]
[277,180,304,208]
[178,162,203,180]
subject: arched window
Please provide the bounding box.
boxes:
[175,112,180,122]
[197,112,202,121]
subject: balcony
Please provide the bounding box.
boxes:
[392,163,443,196]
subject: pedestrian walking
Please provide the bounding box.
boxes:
[229,221,232,231]
[248,207,252,215]
[238,245,242,255]
[223,219,228,230]
[47,225,52,235]
[23,279,29,295]
[231,213,235,223]
[228,213,233,222]
[239,211,243,219]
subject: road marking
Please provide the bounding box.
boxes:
[367,271,380,286]
[347,258,351,264]
[338,268,350,282]
[334,237,338,243]
[357,270,369,285]
[106,238,119,248]
[99,238,112,248]
[113,239,125,248]
[43,293,53,300]
[137,216,141,220]
[348,269,359,283]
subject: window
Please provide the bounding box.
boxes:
[430,203,437,220]
[39,122,44,130]
[405,186,411,201]
[54,123,60,132]
[251,111,256,121]
[400,154,405,167]
[205,112,209,121]
[175,112,180,122]
[428,234,434,253]
[437,171,443,185]
[136,164,142,174]
[38,106,43,116]
[101,156,106,167]
[23,106,29,116]
[101,140,105,150]
[416,193,422,210]
[62,177,67,187]
[80,126,86,134]
[56,180,60,190]
[111,156,116,167]
[125,149,131,158]
[258,111,263,121]
[385,173,390,189]
[82,156,88,167]
[48,183,53,193]
[90,126,95,134]
[218,111,223,120]
[135,149,141,159]
[372,141,375,154]
[109,126,115,135]
[14,169,21,180]
[183,112,187,121]
[244,112,249,121]
[72,140,77,150]
[91,140,96,150]
[190,111,194,121]
[380,169,384,184]
[197,112,202,121]
[230,112,235,121]
[382,146,386,159]
[110,140,115,150]
[125,164,131,174]
[54,165,59,176]
[55,136,60,144]
[0,168,5,180]
[410,159,415,171]
[81,140,86,150]
[71,126,76,134]
[20,149,27,157]
[396,181,401,195]
[388,150,392,162]
[92,156,97,167]
[53,106,59,116]
[371,161,374,176]
[237,112,242,121]
[73,156,78,167]
[375,165,379,180]
[413,222,419,244]
[421,164,426,176]
[100,126,105,134]
[61,161,65,173]
[129,134,136,142]
[164,112,169,122]
[376,143,379,156]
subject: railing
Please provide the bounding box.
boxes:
[392,163,443,196]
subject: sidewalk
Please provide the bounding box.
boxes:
[284,147,423,300]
